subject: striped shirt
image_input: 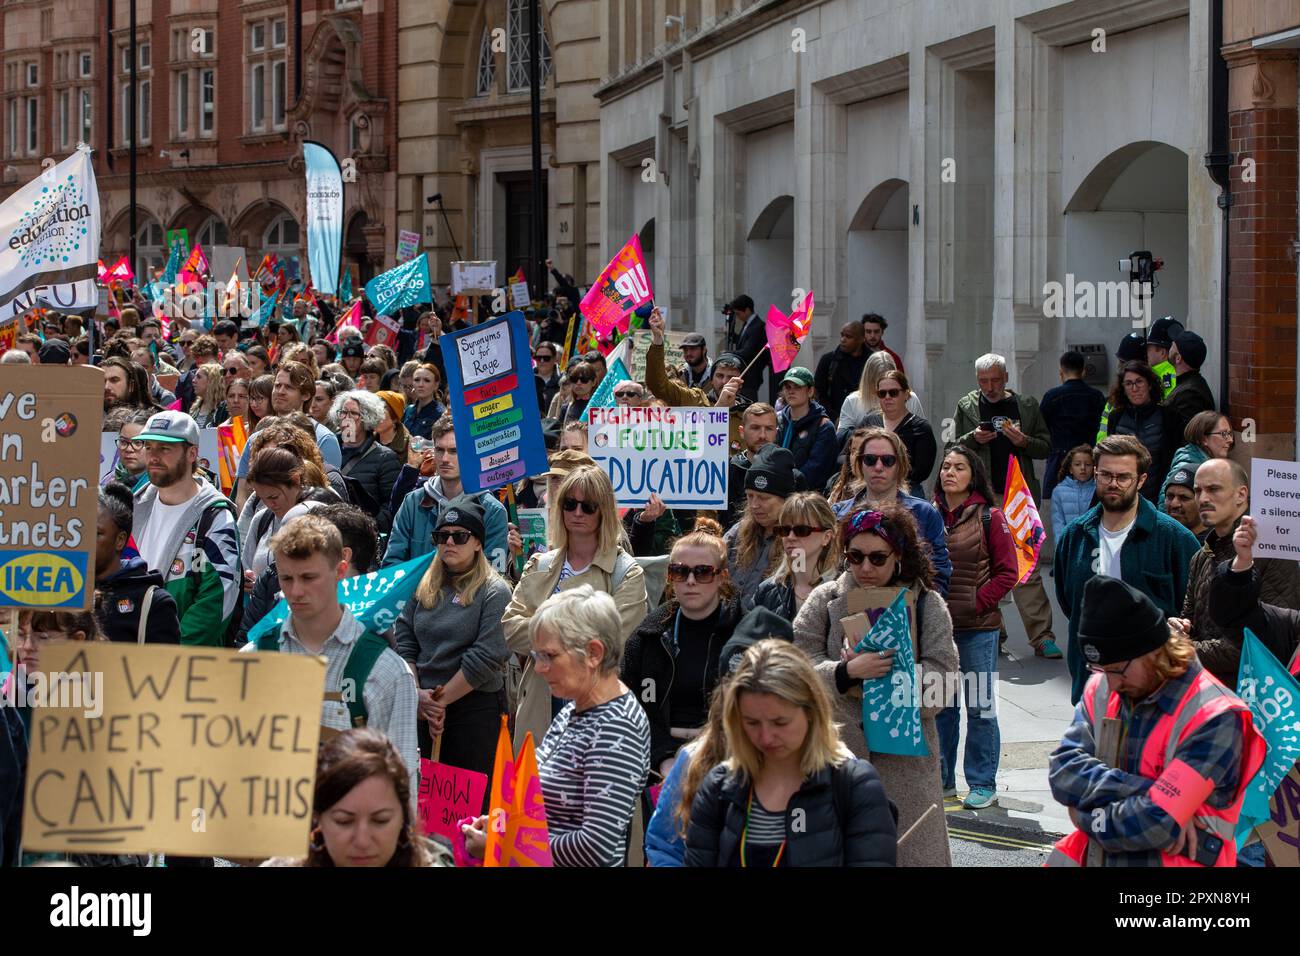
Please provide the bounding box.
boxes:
[240,606,421,799]
[536,689,651,867]
[745,801,787,845]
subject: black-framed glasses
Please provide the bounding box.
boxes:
[1207,429,1234,441]
[1096,469,1138,487]
[563,497,598,515]
[859,453,898,469]
[432,530,474,545]
[1087,658,1135,677]
[115,437,144,451]
[775,524,827,538]
[667,563,722,584]
[845,549,892,567]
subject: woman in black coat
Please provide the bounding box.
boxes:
[331,389,403,533]
[682,640,896,867]
[862,370,936,498]
[1105,361,1180,504]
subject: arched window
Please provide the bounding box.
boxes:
[475,26,496,96]
[135,218,164,281]
[506,0,551,93]
[262,212,300,259]
[195,215,228,248]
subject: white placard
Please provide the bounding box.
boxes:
[1251,457,1300,560]
[451,260,497,296]
[587,405,730,509]
[453,321,515,389]
[510,280,530,310]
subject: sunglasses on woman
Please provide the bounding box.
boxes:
[876,388,902,399]
[563,497,598,515]
[535,353,555,362]
[775,524,827,538]
[845,549,892,567]
[859,453,898,468]
[667,563,721,583]
[570,373,595,384]
[432,530,474,545]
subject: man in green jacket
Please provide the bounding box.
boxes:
[1054,435,1200,703]
[132,411,242,646]
[954,353,1061,658]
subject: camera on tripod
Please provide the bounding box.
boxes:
[1118,251,1163,287]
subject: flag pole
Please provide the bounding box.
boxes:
[738,342,770,381]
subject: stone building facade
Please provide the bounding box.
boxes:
[596,0,1300,461]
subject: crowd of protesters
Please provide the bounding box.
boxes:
[0,275,1294,872]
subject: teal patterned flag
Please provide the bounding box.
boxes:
[162,239,183,284]
[579,357,631,424]
[853,588,927,756]
[340,267,352,302]
[1235,628,1300,847]
[366,253,431,316]
[245,551,436,644]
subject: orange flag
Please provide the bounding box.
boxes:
[1003,456,1045,584]
[483,716,552,867]
[217,417,248,496]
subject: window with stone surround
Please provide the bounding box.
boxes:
[475,25,496,96]
[171,25,217,141]
[506,0,552,93]
[246,13,287,134]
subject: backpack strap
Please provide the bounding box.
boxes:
[611,551,636,593]
[137,586,157,645]
[342,631,390,728]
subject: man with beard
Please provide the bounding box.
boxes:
[1166,458,1300,686]
[1054,434,1200,703]
[131,411,242,646]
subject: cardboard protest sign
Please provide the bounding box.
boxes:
[588,406,729,509]
[396,229,420,264]
[441,311,548,494]
[21,641,326,858]
[1256,764,1300,866]
[417,758,489,842]
[628,328,686,384]
[451,260,497,296]
[0,368,101,610]
[843,586,918,651]
[517,507,549,559]
[1250,458,1300,560]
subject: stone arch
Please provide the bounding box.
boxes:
[848,179,909,353]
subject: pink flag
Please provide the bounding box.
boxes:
[167,398,182,411]
[765,291,814,374]
[579,235,653,338]
[326,300,363,344]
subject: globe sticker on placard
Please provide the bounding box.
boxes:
[54,413,77,437]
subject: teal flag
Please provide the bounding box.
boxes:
[853,588,927,757]
[366,253,431,316]
[579,357,631,424]
[247,289,280,327]
[340,267,352,302]
[162,240,183,284]
[1234,628,1300,847]
[245,551,436,644]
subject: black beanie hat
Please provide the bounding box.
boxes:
[1173,330,1206,370]
[436,494,486,544]
[719,606,794,674]
[1077,576,1169,666]
[745,445,802,499]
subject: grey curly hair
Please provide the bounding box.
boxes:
[329,389,387,433]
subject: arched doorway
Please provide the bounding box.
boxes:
[848,179,909,361]
[346,210,375,285]
[1062,141,1188,367]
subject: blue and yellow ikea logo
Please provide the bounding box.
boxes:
[0,550,88,608]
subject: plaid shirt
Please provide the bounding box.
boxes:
[241,607,420,798]
[1048,660,1246,866]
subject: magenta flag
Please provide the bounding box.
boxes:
[579,235,653,338]
[765,291,814,374]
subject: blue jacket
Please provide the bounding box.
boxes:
[644,745,693,867]
[1050,477,1095,538]
[1053,496,1200,703]
[403,398,446,440]
[382,475,509,571]
[779,400,838,492]
[833,490,951,597]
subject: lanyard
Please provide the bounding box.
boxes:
[740,786,787,868]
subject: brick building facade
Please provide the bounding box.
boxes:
[0,0,398,288]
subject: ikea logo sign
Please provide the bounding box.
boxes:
[0,551,88,608]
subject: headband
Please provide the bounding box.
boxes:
[842,510,900,553]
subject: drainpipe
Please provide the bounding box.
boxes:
[1203,0,1232,417]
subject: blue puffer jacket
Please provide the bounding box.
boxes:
[644,744,693,867]
[1050,477,1095,538]
[382,475,509,571]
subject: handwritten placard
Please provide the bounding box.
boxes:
[451,260,497,296]
[417,759,489,841]
[587,406,730,509]
[21,641,326,858]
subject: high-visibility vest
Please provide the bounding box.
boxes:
[1046,666,1264,867]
